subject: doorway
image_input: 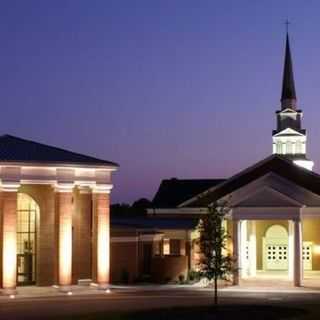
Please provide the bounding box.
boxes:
[263,225,288,271]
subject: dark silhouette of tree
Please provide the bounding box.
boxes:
[196,200,235,304]
[111,198,151,218]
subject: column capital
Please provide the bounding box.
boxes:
[91,184,113,194]
[78,185,92,194]
[1,182,20,192]
[54,183,74,193]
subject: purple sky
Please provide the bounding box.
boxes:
[1,1,320,203]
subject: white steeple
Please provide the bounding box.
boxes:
[272,33,314,171]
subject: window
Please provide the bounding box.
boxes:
[163,238,181,256]
[163,238,170,255]
[17,193,39,285]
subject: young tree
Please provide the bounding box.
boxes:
[196,199,235,304]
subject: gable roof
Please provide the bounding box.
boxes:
[0,135,118,167]
[152,178,225,208]
[186,155,320,207]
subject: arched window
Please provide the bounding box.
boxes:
[17,193,39,285]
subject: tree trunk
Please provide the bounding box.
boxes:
[214,276,218,304]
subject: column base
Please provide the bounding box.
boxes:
[294,279,302,287]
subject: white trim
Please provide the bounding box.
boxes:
[1,182,20,192]
[0,162,118,171]
[20,179,57,185]
[54,183,74,193]
[273,128,305,137]
[91,184,113,194]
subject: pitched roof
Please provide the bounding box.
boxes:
[188,155,320,207]
[281,33,297,108]
[0,134,118,167]
[152,178,225,208]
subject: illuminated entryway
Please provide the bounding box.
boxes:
[263,225,288,271]
[16,193,39,285]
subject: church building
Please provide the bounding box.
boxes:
[0,135,118,293]
[111,33,320,287]
[1,32,320,293]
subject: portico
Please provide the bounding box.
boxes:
[232,213,303,287]
[0,135,118,294]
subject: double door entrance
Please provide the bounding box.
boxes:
[266,244,288,270]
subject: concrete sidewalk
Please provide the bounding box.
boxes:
[1,283,320,301]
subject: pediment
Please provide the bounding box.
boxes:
[273,128,304,137]
[280,108,297,114]
[234,186,302,207]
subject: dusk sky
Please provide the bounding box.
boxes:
[1,1,320,203]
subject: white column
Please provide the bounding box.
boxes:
[248,221,256,277]
[232,219,240,285]
[293,220,302,287]
[240,220,248,279]
[288,220,294,280]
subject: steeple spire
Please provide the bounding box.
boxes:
[272,29,314,171]
[281,32,297,109]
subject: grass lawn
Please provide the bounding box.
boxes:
[55,305,306,320]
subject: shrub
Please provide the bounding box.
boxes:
[178,274,185,284]
[187,269,201,282]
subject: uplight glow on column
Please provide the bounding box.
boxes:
[96,194,110,285]
[2,191,18,290]
[58,192,73,286]
[3,231,16,289]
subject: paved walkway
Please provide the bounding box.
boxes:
[2,282,320,300]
